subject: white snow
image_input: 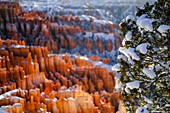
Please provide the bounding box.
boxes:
[127,48,141,60]
[122,38,126,46]
[119,47,129,58]
[9,44,26,48]
[84,32,115,41]
[137,14,147,25]
[136,107,149,113]
[68,97,75,101]
[112,63,120,71]
[125,31,132,41]
[137,14,153,32]
[126,15,134,21]
[143,96,153,104]
[117,55,127,61]
[79,14,113,25]
[126,80,140,90]
[119,47,140,61]
[0,110,8,113]
[136,43,150,54]
[139,19,153,31]
[142,68,156,79]
[157,25,170,33]
[94,19,113,25]
[125,87,130,93]
[128,58,135,65]
[165,104,170,107]
[155,64,162,71]
[144,104,150,108]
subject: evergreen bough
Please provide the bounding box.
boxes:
[113,0,170,112]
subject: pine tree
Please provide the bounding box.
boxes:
[112,0,170,112]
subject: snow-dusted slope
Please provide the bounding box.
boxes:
[20,0,155,23]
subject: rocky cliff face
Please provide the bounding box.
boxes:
[0,38,125,113]
[20,0,155,23]
[0,1,122,64]
[0,2,126,113]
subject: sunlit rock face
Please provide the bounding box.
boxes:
[0,1,123,65]
[0,39,125,113]
[0,2,126,113]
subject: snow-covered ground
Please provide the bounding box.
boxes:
[19,0,155,23]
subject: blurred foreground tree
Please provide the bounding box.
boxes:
[112,0,170,112]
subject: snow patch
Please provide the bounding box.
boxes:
[126,15,134,21]
[137,14,147,25]
[125,31,132,41]
[136,43,150,54]
[143,96,153,104]
[117,55,127,61]
[137,14,153,31]
[157,25,170,33]
[136,107,149,113]
[125,87,130,93]
[122,38,126,46]
[142,68,156,79]
[68,97,75,101]
[126,48,140,60]
[139,19,153,31]
[112,63,120,71]
[126,80,140,90]
[119,47,140,61]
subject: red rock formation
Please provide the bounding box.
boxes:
[115,36,119,49]
[66,35,77,49]
[106,39,113,52]
[98,38,103,53]
[78,37,81,46]
[86,37,93,51]
[90,55,100,61]
[0,2,124,113]
[102,58,110,65]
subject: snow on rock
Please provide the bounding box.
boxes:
[157,25,170,33]
[142,68,156,79]
[137,14,153,32]
[68,97,75,101]
[136,43,150,54]
[117,55,127,61]
[126,80,140,90]
[125,31,132,41]
[136,107,149,113]
[9,44,26,48]
[112,63,120,71]
[94,19,113,25]
[74,55,113,72]
[0,110,9,113]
